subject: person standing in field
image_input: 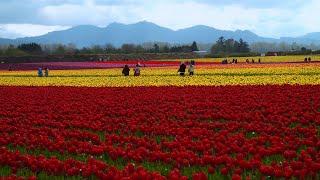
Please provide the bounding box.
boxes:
[188,60,195,76]
[308,57,312,63]
[38,67,43,77]
[122,65,130,76]
[134,64,141,76]
[178,62,186,76]
[44,67,49,77]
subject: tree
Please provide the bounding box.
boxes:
[211,37,250,54]
[225,39,235,53]
[191,41,199,51]
[65,43,77,55]
[55,45,66,55]
[162,45,170,53]
[5,45,28,56]
[239,39,250,53]
[301,47,307,52]
[121,44,136,54]
[154,44,160,53]
[80,47,92,54]
[105,44,117,54]
[91,45,105,54]
[17,43,42,54]
[211,36,226,54]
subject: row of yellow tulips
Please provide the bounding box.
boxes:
[0,64,319,87]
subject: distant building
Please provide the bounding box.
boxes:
[193,51,208,57]
[266,52,280,56]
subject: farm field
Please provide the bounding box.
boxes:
[0,63,320,87]
[1,85,320,180]
[172,55,320,63]
[0,60,320,179]
[0,61,217,71]
[1,55,319,71]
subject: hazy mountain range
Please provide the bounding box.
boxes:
[1,21,320,48]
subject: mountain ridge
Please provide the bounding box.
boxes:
[1,21,320,47]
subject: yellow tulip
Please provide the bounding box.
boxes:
[0,64,319,87]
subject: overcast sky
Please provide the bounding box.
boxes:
[0,0,319,39]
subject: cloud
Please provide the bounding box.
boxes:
[0,0,319,38]
[0,24,70,39]
[39,0,137,26]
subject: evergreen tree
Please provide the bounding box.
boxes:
[154,44,160,53]
[17,43,42,54]
[239,38,250,53]
[191,41,199,51]
[211,37,250,54]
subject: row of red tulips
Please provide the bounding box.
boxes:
[0,85,319,179]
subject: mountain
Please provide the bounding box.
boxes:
[300,32,320,41]
[0,38,14,45]
[1,21,320,47]
[14,25,106,47]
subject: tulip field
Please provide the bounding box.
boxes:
[0,61,320,179]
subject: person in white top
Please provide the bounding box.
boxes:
[188,60,195,76]
[134,64,141,76]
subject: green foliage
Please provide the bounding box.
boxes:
[154,44,160,53]
[191,41,199,51]
[211,37,250,55]
[4,45,28,56]
[104,42,200,54]
[0,166,11,176]
[17,43,42,54]
[262,154,285,165]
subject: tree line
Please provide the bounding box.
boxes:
[0,39,245,56]
[1,37,319,57]
[0,41,200,56]
[211,37,250,55]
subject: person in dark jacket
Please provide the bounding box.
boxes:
[38,67,43,77]
[122,65,130,76]
[178,62,186,76]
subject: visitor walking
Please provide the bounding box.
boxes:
[178,62,186,76]
[38,67,43,77]
[134,64,141,76]
[122,65,130,76]
[44,67,49,77]
[188,61,195,76]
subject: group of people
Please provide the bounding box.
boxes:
[221,58,262,64]
[246,58,261,64]
[222,59,238,64]
[178,60,195,76]
[304,57,312,63]
[122,64,142,76]
[38,67,49,77]
[121,60,196,77]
